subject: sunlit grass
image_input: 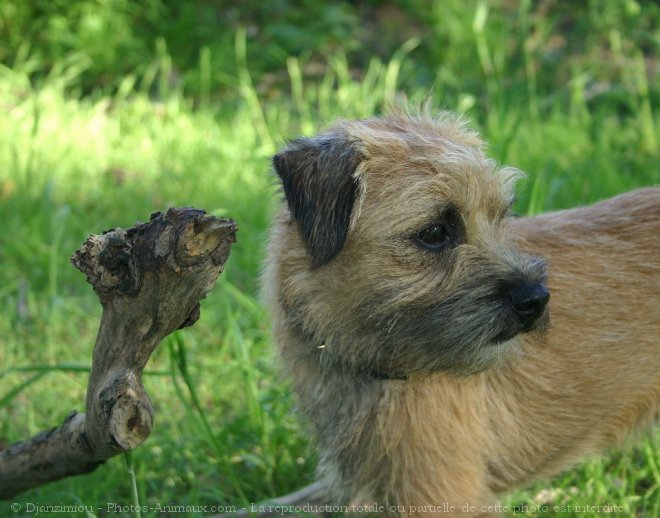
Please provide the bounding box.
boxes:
[0,4,658,517]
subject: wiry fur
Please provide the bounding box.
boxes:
[262,112,660,516]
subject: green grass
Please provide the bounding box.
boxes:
[0,2,659,517]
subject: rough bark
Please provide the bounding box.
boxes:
[0,208,237,499]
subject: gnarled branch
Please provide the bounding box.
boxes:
[0,208,237,499]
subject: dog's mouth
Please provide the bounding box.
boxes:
[491,327,520,345]
[490,326,531,345]
[490,306,550,345]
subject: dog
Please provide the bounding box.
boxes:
[261,111,660,516]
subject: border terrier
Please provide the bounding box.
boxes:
[262,111,660,516]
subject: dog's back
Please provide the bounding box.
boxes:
[482,187,660,491]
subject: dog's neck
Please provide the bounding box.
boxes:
[281,299,408,381]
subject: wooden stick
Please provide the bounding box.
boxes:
[0,208,236,499]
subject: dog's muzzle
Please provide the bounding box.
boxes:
[491,281,550,344]
[509,282,550,331]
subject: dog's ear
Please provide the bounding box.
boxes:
[273,134,363,268]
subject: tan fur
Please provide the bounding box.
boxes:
[262,112,660,517]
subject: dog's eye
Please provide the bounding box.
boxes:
[415,224,450,250]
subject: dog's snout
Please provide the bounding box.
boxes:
[509,283,550,329]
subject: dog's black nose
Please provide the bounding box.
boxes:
[509,283,549,330]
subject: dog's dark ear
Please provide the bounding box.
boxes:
[273,134,363,268]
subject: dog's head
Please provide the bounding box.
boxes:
[270,113,548,377]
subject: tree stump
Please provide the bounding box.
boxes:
[0,208,237,499]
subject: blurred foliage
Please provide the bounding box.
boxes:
[1,0,658,110]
